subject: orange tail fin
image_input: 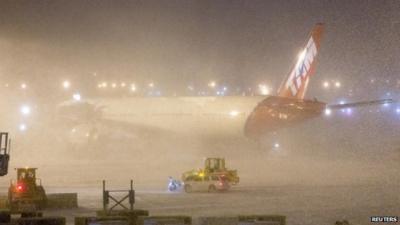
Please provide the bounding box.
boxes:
[277,23,324,99]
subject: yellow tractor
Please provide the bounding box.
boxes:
[8,168,47,211]
[182,158,239,185]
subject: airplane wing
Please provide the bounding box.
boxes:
[327,99,394,110]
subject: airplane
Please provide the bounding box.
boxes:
[57,23,393,142]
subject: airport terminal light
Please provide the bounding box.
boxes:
[208,81,216,88]
[323,81,330,88]
[130,84,136,92]
[19,123,27,131]
[20,105,31,116]
[62,80,70,89]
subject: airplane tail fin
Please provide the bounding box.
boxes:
[277,23,324,99]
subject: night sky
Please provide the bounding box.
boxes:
[0,0,399,101]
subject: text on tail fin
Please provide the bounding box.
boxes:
[277,23,324,99]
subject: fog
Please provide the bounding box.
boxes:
[0,1,399,224]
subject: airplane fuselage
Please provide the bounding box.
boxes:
[84,96,326,139]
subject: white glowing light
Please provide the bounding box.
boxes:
[323,81,330,88]
[148,82,154,88]
[396,108,400,114]
[258,84,270,95]
[335,81,341,88]
[324,108,332,116]
[62,80,70,89]
[208,81,216,88]
[21,83,27,89]
[130,84,136,92]
[346,108,352,114]
[111,83,117,88]
[274,143,280,148]
[120,82,126,87]
[102,82,108,88]
[20,105,31,116]
[73,93,81,101]
[229,110,240,117]
[19,124,27,131]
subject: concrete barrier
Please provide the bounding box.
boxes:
[238,215,286,225]
[137,216,191,225]
[47,193,78,209]
[96,209,149,217]
[75,216,128,225]
[17,216,65,225]
[198,215,286,225]
[197,216,238,225]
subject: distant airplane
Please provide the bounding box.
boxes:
[57,23,393,142]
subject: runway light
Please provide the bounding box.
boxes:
[62,80,70,89]
[324,108,332,116]
[19,124,27,131]
[73,93,81,101]
[20,105,31,116]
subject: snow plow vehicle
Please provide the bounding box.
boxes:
[182,158,239,186]
[8,168,47,211]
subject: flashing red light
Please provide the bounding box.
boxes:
[16,184,23,192]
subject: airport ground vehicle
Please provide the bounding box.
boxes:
[183,174,230,193]
[8,168,47,211]
[182,158,239,185]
